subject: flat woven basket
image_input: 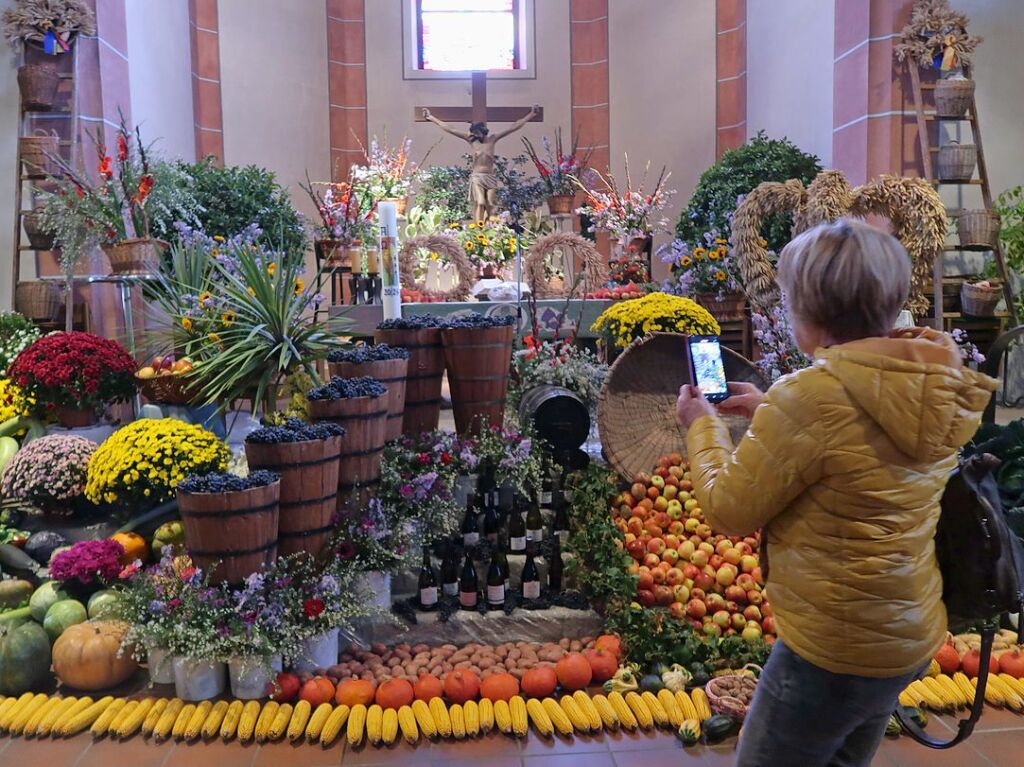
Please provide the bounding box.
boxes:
[705,673,759,721]
[597,332,768,479]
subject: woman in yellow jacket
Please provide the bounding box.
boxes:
[677,220,996,767]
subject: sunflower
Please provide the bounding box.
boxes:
[693,247,706,260]
[468,223,477,230]
[679,256,693,267]
[198,291,212,306]
[267,262,277,276]
[221,311,236,327]
[294,277,305,296]
[208,332,221,343]
[181,317,193,332]
[715,270,727,282]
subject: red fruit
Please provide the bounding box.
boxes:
[521,666,558,698]
[998,649,1024,679]
[480,672,520,701]
[555,652,593,691]
[299,676,336,707]
[637,589,656,607]
[961,649,999,678]
[594,634,623,660]
[583,648,618,683]
[336,678,376,706]
[443,669,481,703]
[653,585,675,606]
[375,678,415,709]
[934,643,961,675]
[268,671,300,702]
[413,674,443,702]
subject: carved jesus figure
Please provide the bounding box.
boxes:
[422,105,540,223]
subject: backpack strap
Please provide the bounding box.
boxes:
[895,625,995,749]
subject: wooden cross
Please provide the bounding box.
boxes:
[414,71,543,126]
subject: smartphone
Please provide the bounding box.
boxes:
[687,335,730,403]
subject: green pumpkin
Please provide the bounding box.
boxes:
[86,590,121,620]
[703,715,738,743]
[0,621,51,694]
[150,521,185,558]
[640,674,665,693]
[29,581,68,623]
[43,599,87,641]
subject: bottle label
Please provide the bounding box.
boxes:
[487,584,505,604]
[510,536,526,552]
[527,528,544,543]
[460,590,477,607]
[540,491,552,506]
[463,532,479,547]
[443,582,458,597]
[419,587,438,606]
[522,581,541,599]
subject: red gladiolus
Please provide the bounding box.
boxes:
[303,598,325,618]
[137,174,154,203]
[98,156,113,179]
[117,134,128,161]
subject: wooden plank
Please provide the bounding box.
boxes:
[931,179,984,186]
[414,106,543,123]
[908,66,934,181]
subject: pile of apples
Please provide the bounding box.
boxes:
[137,353,193,379]
[401,288,446,303]
[610,452,775,643]
[584,285,645,301]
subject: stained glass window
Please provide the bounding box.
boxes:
[417,0,521,72]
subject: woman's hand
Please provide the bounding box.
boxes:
[676,384,716,428]
[716,381,767,419]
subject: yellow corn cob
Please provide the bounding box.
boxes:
[304,702,333,743]
[9,693,49,736]
[24,695,64,738]
[542,697,573,736]
[152,698,184,743]
[219,700,244,741]
[104,700,138,740]
[198,700,228,741]
[140,698,167,738]
[560,695,591,733]
[182,700,211,742]
[36,695,79,739]
[170,703,196,741]
[690,688,713,721]
[319,704,351,747]
[449,703,466,739]
[590,693,620,731]
[509,696,528,738]
[909,679,946,711]
[366,704,384,745]
[970,677,1005,708]
[900,682,924,707]
[59,695,109,738]
[897,689,918,708]
[606,691,638,730]
[117,697,155,740]
[927,659,941,677]
[266,702,292,742]
[0,692,34,732]
[411,699,437,739]
[922,677,955,711]
[237,700,261,743]
[463,699,480,737]
[493,699,513,735]
[999,674,1024,701]
[477,697,494,734]
[346,703,367,747]
[625,692,654,730]
[572,691,603,732]
[252,700,278,744]
[382,707,399,745]
[397,705,418,744]
[640,690,669,728]
[953,673,977,705]
[429,697,452,738]
[526,697,553,737]
[286,700,311,742]
[989,676,1024,712]
[657,689,685,728]
[935,675,967,709]
[0,696,19,729]
[89,696,125,737]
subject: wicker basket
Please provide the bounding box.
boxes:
[104,238,167,275]
[18,131,60,178]
[17,62,60,111]
[547,194,576,215]
[961,282,1001,317]
[958,210,1001,250]
[937,142,977,182]
[15,280,61,320]
[935,78,975,118]
[705,674,759,721]
[597,332,767,479]
[136,373,198,405]
[21,209,54,250]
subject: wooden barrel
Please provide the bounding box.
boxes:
[309,396,388,511]
[441,325,514,437]
[244,436,342,560]
[518,384,590,453]
[328,358,408,442]
[374,328,444,435]
[177,480,280,585]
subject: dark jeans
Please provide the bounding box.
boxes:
[736,640,922,767]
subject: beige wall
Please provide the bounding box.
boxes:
[746,0,834,166]
[125,0,195,162]
[608,0,717,280]
[364,0,572,178]
[0,0,19,309]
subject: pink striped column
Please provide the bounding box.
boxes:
[327,0,368,181]
[716,0,747,158]
[189,0,224,163]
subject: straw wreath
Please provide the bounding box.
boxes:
[398,233,476,302]
[524,232,609,298]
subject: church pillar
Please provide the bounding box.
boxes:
[326,0,368,181]
[189,0,224,163]
[715,0,747,158]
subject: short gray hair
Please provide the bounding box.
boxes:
[777,219,911,341]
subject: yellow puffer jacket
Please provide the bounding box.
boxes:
[686,329,997,677]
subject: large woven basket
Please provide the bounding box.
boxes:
[937,143,977,182]
[104,238,167,275]
[958,210,1000,250]
[17,62,60,111]
[18,131,60,178]
[136,374,198,405]
[935,78,975,117]
[21,210,54,250]
[15,280,61,320]
[597,332,768,479]
[961,282,1001,317]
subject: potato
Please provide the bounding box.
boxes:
[386,657,401,668]
[371,642,387,655]
[395,650,412,661]
[455,660,472,670]
[361,671,375,681]
[558,638,571,649]
[569,641,582,653]
[442,662,453,673]
[495,646,508,659]
[442,644,458,652]
[509,668,524,680]
[413,652,431,664]
[407,664,421,677]
[508,649,521,662]
[412,643,430,655]
[580,636,595,647]
[429,664,443,677]
[478,658,495,670]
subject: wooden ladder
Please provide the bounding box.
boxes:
[907,64,1015,330]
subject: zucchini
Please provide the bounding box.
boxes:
[703,715,738,743]
[0,606,32,625]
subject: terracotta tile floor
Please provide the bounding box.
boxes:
[2,713,1022,767]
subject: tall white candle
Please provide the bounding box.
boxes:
[378,202,402,320]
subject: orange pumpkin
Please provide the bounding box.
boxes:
[300,676,336,707]
[336,678,376,706]
[998,649,1024,679]
[110,532,148,565]
[480,672,519,702]
[414,673,443,702]
[51,620,138,691]
[443,669,480,704]
[375,677,415,709]
[520,666,558,698]
[583,647,618,683]
[555,652,592,691]
[594,634,622,660]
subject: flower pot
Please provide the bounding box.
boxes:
[173,657,227,701]
[56,407,97,429]
[547,194,576,215]
[19,131,60,178]
[103,238,167,276]
[21,210,54,250]
[146,643,175,685]
[293,628,339,673]
[15,280,62,320]
[315,238,351,269]
[961,282,1001,317]
[380,197,408,216]
[17,62,60,111]
[228,655,283,700]
[355,571,392,610]
[697,292,747,321]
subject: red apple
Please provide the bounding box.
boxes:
[709,554,725,571]
[686,599,707,619]
[668,521,685,536]
[690,550,709,568]
[703,623,722,638]
[743,605,762,622]
[637,589,656,607]
[694,571,716,591]
[690,588,706,602]
[747,590,764,606]
[669,601,686,620]
[715,540,733,556]
[742,623,763,642]
[643,553,662,569]
[654,585,675,606]
[706,593,727,612]
[725,585,748,605]
[651,568,666,585]
[731,613,747,631]
[631,483,647,501]
[644,521,663,538]
[665,567,684,586]
[682,563,700,581]
[762,616,776,634]
[716,564,738,587]
[740,555,759,574]
[712,610,731,629]
[661,549,680,566]
[653,496,669,513]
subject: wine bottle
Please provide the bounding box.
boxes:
[486,554,505,610]
[508,502,527,554]
[418,549,438,611]
[521,552,541,600]
[526,499,544,546]
[482,498,502,545]
[552,490,570,547]
[441,538,459,597]
[547,538,563,593]
[459,553,478,609]
[492,543,510,592]
[462,493,480,549]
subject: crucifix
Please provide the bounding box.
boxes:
[416,72,543,222]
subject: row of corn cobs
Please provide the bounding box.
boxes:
[899,671,1024,713]
[0,687,716,746]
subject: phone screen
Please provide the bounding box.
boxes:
[689,336,729,403]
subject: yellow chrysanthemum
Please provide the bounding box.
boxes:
[591,292,719,349]
[247,287,256,296]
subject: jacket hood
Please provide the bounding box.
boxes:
[817,328,998,461]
